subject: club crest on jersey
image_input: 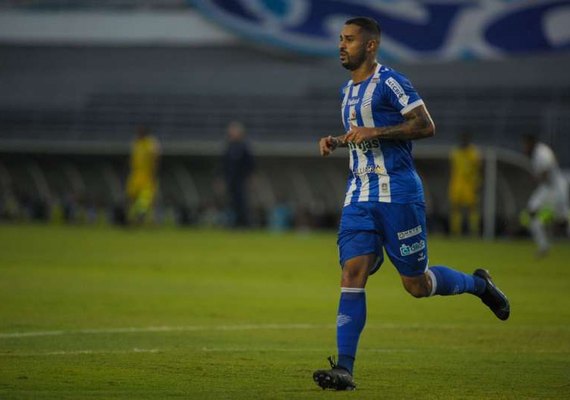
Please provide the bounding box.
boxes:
[347,109,357,126]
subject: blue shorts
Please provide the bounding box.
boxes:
[337,202,428,277]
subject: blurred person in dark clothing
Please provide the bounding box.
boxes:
[223,121,254,228]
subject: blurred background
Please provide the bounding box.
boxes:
[0,0,569,239]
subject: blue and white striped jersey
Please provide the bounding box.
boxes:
[341,63,425,205]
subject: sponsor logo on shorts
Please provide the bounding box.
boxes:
[400,240,426,257]
[397,225,422,240]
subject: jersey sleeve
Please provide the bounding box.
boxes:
[381,71,424,115]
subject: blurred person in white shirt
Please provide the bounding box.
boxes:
[523,134,570,257]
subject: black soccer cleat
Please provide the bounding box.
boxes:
[473,268,510,321]
[312,356,356,391]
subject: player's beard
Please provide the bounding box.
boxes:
[341,47,367,71]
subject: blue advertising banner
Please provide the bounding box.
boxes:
[189,0,570,61]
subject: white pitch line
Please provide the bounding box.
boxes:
[2,347,414,357]
[0,323,333,339]
[0,330,66,338]
[2,348,160,357]
[200,347,414,353]
[1,322,566,340]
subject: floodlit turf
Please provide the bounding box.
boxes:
[0,224,569,399]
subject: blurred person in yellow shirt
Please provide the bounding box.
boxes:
[126,126,160,224]
[448,132,482,236]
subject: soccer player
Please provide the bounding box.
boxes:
[523,134,570,257]
[126,126,160,224]
[312,17,510,391]
[448,132,482,236]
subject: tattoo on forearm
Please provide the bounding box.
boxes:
[377,106,434,140]
[334,135,348,147]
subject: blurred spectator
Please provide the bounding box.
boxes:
[522,134,570,257]
[222,121,254,228]
[126,126,160,225]
[0,193,20,221]
[448,132,482,236]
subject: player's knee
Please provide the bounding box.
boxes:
[341,266,367,286]
[341,256,374,287]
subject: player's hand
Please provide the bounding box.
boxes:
[319,135,338,157]
[344,126,378,144]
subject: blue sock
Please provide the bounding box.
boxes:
[427,266,486,296]
[336,288,366,375]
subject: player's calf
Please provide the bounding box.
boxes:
[401,274,431,298]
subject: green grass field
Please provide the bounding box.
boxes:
[0,224,569,399]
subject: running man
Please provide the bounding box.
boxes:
[523,134,570,257]
[312,17,510,391]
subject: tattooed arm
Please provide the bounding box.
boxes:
[319,134,349,157]
[343,105,435,144]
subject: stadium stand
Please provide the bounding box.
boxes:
[1,89,568,160]
[0,2,568,235]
